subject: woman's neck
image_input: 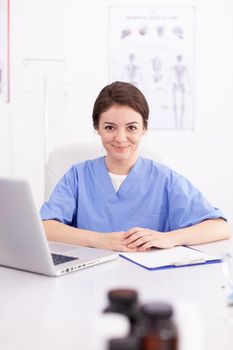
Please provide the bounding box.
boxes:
[104,155,138,175]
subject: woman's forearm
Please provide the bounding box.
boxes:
[42,220,103,248]
[42,220,134,252]
[125,218,231,251]
[169,218,231,246]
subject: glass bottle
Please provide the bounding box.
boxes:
[138,302,178,350]
[104,288,140,334]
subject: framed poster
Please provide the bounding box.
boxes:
[108,6,196,130]
[0,0,10,103]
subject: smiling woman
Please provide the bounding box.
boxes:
[40,81,231,252]
[97,104,145,174]
[92,81,148,174]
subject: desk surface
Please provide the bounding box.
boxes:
[1,238,233,350]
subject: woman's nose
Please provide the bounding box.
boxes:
[114,129,127,142]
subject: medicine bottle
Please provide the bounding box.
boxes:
[104,288,140,333]
[138,302,178,350]
[108,336,139,350]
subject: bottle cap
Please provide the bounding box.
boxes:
[108,289,138,309]
[141,302,173,320]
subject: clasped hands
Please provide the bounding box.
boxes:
[105,227,175,252]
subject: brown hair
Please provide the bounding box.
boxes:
[92,81,149,129]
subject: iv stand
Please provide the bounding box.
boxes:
[22,58,67,199]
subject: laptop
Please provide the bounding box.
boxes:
[0,177,118,276]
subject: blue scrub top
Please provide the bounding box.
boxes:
[40,157,225,232]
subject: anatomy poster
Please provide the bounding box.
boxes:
[108,7,196,130]
[0,0,10,102]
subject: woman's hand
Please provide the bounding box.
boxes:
[124,227,175,251]
[100,231,137,252]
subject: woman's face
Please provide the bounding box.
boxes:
[97,104,146,164]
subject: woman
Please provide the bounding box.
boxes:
[40,81,230,252]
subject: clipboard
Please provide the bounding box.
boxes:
[120,246,222,270]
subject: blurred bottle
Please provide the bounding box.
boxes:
[138,302,178,350]
[108,336,139,350]
[104,288,140,334]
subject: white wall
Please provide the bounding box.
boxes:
[1,0,233,228]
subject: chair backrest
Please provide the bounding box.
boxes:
[45,141,161,200]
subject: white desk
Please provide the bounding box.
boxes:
[1,238,233,350]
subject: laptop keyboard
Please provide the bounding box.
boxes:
[51,253,78,265]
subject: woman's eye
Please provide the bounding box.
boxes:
[104,125,114,131]
[128,125,137,132]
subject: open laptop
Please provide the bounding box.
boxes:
[0,177,118,276]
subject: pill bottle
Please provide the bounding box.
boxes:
[104,288,140,333]
[138,302,178,350]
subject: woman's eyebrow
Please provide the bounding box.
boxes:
[103,121,139,125]
[125,122,139,125]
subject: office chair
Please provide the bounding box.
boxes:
[45,141,161,200]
